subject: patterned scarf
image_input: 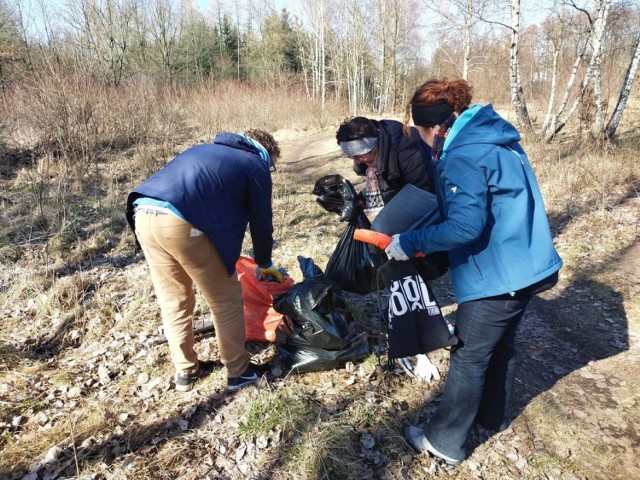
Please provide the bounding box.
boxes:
[431,113,458,162]
[364,166,384,221]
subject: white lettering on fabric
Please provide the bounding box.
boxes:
[388,274,441,330]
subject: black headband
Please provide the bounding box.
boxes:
[412,101,454,127]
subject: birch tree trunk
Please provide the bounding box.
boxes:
[426,0,485,80]
[605,31,640,139]
[541,36,561,132]
[298,40,311,99]
[462,0,472,80]
[303,0,328,106]
[544,0,611,141]
[509,0,533,133]
[319,4,326,108]
[346,7,366,114]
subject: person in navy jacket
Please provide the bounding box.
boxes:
[126,129,284,392]
[385,79,562,465]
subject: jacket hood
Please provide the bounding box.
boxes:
[213,132,262,157]
[443,104,521,158]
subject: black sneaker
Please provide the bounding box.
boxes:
[175,360,217,392]
[227,363,265,392]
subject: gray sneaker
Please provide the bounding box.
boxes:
[175,360,217,392]
[404,425,463,466]
[227,363,265,392]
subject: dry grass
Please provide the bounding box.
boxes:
[1,86,639,479]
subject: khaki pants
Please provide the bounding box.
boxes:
[134,210,249,378]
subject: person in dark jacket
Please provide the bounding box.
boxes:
[126,129,286,393]
[385,79,563,465]
[336,117,446,383]
[336,116,435,222]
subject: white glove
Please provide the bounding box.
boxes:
[415,354,440,381]
[385,234,410,261]
[398,354,440,382]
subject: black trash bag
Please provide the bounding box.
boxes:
[378,259,458,358]
[276,336,370,374]
[372,184,449,280]
[273,257,370,373]
[325,212,388,294]
[312,174,358,222]
[297,255,325,279]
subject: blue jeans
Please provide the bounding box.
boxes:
[423,294,532,460]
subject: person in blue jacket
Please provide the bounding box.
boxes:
[385,79,563,465]
[126,129,286,393]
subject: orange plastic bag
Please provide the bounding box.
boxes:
[236,256,294,342]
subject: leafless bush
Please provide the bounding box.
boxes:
[3,72,187,184]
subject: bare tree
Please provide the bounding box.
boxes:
[509,0,533,132]
[331,1,369,114]
[298,0,331,107]
[543,0,611,141]
[67,0,138,86]
[148,0,183,82]
[541,14,567,132]
[422,0,490,80]
[372,0,421,113]
[604,30,640,139]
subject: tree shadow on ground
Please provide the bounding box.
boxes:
[21,253,144,360]
[390,277,629,480]
[280,151,345,188]
[0,374,234,479]
[398,250,631,468]
[512,278,629,412]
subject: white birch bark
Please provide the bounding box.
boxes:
[605,31,640,139]
[541,36,561,132]
[463,0,472,80]
[509,0,533,132]
[545,0,611,141]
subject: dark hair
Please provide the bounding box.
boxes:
[404,79,473,133]
[336,117,379,144]
[246,129,280,162]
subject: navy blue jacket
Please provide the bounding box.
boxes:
[126,133,273,275]
[400,105,562,302]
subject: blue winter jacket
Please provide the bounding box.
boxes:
[126,133,274,275]
[399,104,562,303]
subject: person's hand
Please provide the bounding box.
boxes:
[385,234,410,261]
[398,354,440,382]
[256,263,289,283]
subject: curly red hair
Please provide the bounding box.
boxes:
[404,79,473,132]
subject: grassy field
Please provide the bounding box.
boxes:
[1,82,639,479]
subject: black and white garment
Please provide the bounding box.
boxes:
[378,259,458,358]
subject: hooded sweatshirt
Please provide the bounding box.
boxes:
[399,104,562,302]
[126,133,273,275]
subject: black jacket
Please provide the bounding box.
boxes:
[353,119,434,202]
